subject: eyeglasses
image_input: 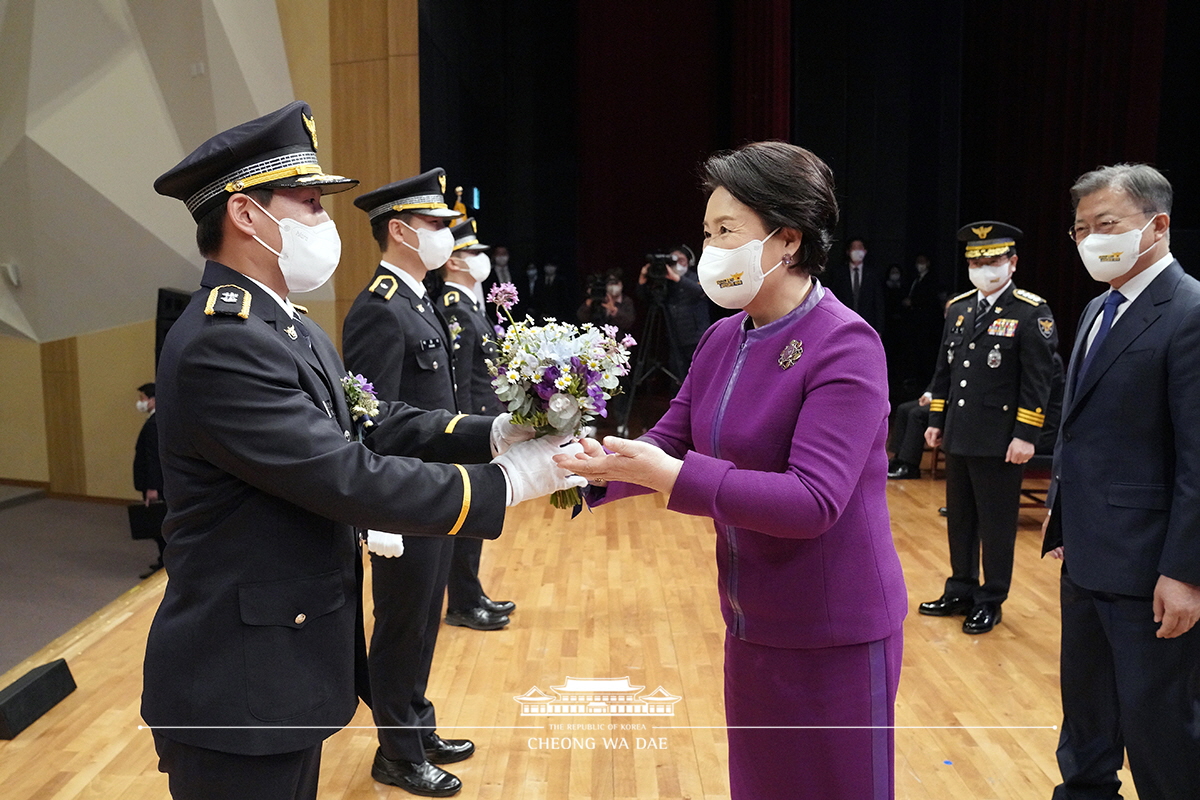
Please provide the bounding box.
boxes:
[1067,211,1155,243]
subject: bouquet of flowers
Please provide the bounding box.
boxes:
[486,283,635,508]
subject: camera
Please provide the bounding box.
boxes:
[587,273,608,302]
[645,253,677,282]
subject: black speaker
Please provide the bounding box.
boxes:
[0,659,76,739]
[155,287,192,370]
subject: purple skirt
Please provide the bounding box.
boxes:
[724,629,902,800]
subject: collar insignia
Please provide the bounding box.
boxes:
[284,324,298,340]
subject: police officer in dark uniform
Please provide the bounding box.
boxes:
[438,218,520,632]
[145,102,582,800]
[343,170,501,796]
[919,222,1060,634]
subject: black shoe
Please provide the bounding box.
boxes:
[963,602,1002,634]
[445,607,509,630]
[423,732,475,765]
[887,462,921,479]
[938,506,948,517]
[371,749,462,796]
[479,595,516,615]
[139,560,163,579]
[918,593,974,617]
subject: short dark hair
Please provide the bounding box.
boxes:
[1070,163,1173,215]
[370,210,418,251]
[701,141,839,277]
[195,188,274,257]
[137,382,155,397]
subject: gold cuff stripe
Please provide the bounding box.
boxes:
[929,399,946,412]
[204,284,251,319]
[225,164,324,193]
[369,274,399,300]
[1015,409,1045,426]
[448,464,470,536]
[445,413,468,434]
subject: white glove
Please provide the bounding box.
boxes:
[492,436,587,506]
[490,412,536,456]
[366,530,404,558]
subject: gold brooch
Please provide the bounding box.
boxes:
[779,339,803,369]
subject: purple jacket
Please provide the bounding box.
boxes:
[601,284,907,649]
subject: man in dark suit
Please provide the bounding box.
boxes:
[146,102,582,800]
[1043,163,1200,799]
[343,170,513,796]
[920,222,1060,634]
[133,381,166,577]
[438,218,519,632]
[825,238,886,335]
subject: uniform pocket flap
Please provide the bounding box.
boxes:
[238,570,345,628]
[1107,483,1170,510]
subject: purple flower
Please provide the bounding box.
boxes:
[621,334,637,348]
[487,282,519,312]
[602,324,619,338]
[353,374,377,398]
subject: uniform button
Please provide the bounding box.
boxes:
[1064,433,1072,442]
[1003,405,1009,411]
[295,613,307,625]
[433,361,439,369]
[969,343,976,350]
[963,360,970,368]
[344,431,351,441]
[960,380,967,387]
[957,399,965,407]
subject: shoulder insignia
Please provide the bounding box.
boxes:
[1013,288,1046,306]
[369,274,399,300]
[204,284,251,319]
[443,290,460,307]
[949,289,975,305]
[291,303,309,315]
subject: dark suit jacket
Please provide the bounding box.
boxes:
[343,265,457,412]
[133,412,162,495]
[825,263,886,335]
[439,285,504,415]
[143,261,506,756]
[927,283,1060,457]
[1044,261,1200,596]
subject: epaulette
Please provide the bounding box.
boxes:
[369,274,399,300]
[1013,288,1046,306]
[949,289,974,304]
[442,290,460,307]
[204,284,251,319]
[292,303,309,315]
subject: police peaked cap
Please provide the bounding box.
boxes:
[957,220,1023,258]
[354,168,463,221]
[154,101,357,221]
[450,217,489,252]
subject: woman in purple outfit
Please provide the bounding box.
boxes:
[557,141,908,799]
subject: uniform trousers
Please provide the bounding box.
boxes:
[724,628,903,800]
[446,537,484,611]
[888,398,930,467]
[153,733,321,800]
[369,536,454,763]
[1053,567,1200,800]
[943,453,1024,605]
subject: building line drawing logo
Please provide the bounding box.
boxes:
[514,677,681,717]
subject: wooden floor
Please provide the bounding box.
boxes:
[0,475,1141,799]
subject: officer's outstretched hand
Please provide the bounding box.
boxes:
[493,435,586,506]
[490,412,536,456]
[367,530,404,558]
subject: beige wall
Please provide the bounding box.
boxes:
[76,320,158,501]
[0,336,49,483]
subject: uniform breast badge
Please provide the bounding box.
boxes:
[987,345,1002,368]
[284,324,298,340]
[779,339,804,369]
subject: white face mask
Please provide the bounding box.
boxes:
[136,399,150,413]
[850,248,866,264]
[1077,215,1157,283]
[248,197,341,293]
[697,229,781,309]
[968,261,1012,295]
[462,252,491,283]
[606,282,622,297]
[401,219,456,272]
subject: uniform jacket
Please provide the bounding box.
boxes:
[133,412,163,495]
[343,264,457,412]
[928,282,1059,457]
[597,284,907,649]
[143,261,506,756]
[439,285,504,415]
[1044,261,1200,596]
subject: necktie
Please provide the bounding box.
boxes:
[974,298,991,333]
[292,313,312,349]
[851,266,861,305]
[1076,290,1127,385]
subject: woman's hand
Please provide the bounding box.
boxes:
[553,436,683,495]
